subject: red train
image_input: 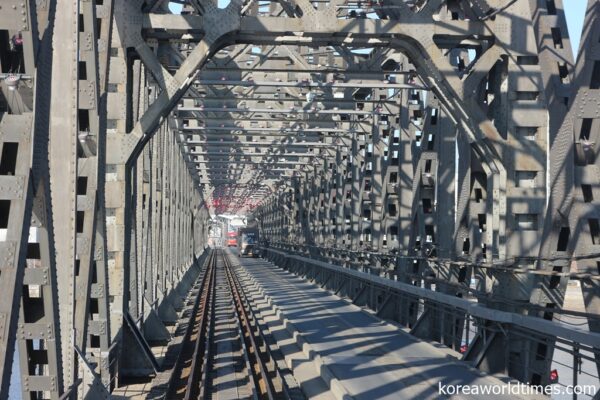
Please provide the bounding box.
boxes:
[226,231,237,247]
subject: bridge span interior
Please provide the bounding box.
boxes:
[0,0,599,399]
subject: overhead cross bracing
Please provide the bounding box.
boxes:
[172,42,422,215]
[0,0,599,399]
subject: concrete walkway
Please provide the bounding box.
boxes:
[235,256,544,400]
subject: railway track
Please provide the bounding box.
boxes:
[164,249,303,400]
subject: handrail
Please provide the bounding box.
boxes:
[264,247,600,349]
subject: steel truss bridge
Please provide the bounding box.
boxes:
[0,0,599,398]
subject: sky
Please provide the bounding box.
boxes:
[169,2,183,13]
[564,0,587,58]
[169,1,588,58]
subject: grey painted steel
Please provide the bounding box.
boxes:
[0,0,598,398]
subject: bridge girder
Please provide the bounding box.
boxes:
[0,0,598,398]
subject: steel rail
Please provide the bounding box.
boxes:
[222,250,288,399]
[164,249,298,399]
[198,248,266,400]
[183,252,217,400]
[223,252,304,400]
[164,250,216,399]
[198,252,217,400]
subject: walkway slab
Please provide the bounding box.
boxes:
[236,256,545,400]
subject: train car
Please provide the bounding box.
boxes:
[226,231,237,247]
[237,228,259,257]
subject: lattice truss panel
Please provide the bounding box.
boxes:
[0,0,596,398]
